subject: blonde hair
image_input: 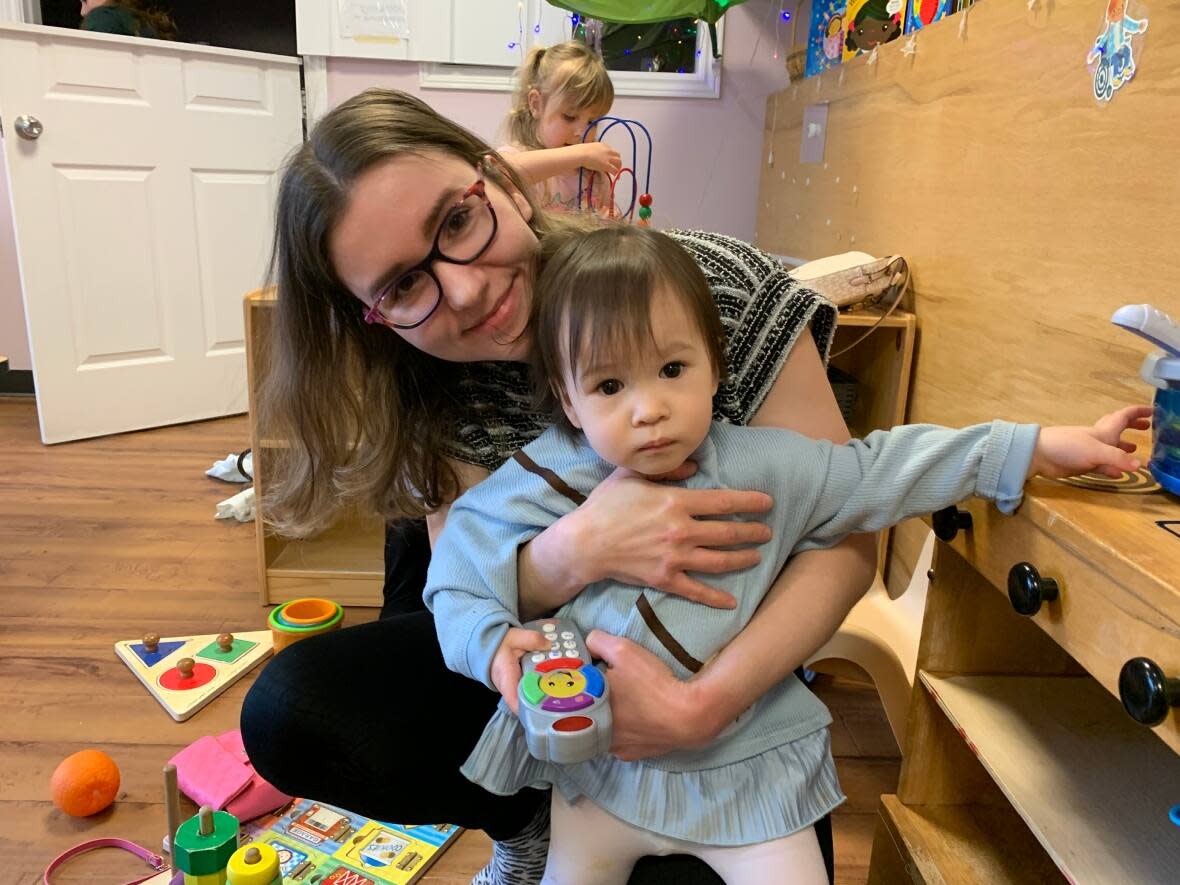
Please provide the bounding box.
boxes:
[507,41,614,149]
[262,89,598,537]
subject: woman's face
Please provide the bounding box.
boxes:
[330,152,538,363]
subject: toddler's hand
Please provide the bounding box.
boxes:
[489,627,551,714]
[580,141,622,176]
[1030,405,1152,479]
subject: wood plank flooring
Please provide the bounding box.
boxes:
[0,398,899,883]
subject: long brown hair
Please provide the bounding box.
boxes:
[507,41,614,149]
[262,88,590,537]
[531,226,727,429]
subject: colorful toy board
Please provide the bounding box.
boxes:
[806,0,848,77]
[242,798,463,884]
[115,630,273,722]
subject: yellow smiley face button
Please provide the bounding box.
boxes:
[539,668,587,699]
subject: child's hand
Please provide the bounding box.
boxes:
[1030,405,1153,479]
[580,141,622,176]
[489,627,551,714]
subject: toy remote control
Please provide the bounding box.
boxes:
[516,617,611,764]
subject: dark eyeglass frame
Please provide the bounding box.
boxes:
[363,175,499,330]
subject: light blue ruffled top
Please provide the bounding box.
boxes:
[426,419,1037,845]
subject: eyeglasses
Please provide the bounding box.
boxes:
[363,176,499,329]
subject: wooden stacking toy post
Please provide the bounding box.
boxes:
[226,843,282,885]
[172,805,238,885]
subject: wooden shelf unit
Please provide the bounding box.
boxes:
[868,468,1180,884]
[246,290,916,607]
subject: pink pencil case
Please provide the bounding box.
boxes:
[168,729,290,822]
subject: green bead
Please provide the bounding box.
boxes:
[638,206,653,220]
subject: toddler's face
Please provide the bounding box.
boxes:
[559,288,718,477]
[530,91,607,152]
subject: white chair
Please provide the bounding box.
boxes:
[804,529,935,750]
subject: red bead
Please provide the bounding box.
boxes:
[639,193,653,207]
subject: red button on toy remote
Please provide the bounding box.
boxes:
[554,716,594,732]
[535,657,584,673]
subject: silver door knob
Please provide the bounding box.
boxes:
[14,115,43,140]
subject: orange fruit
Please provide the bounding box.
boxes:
[50,749,121,817]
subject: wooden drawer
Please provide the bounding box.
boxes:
[940,487,1180,754]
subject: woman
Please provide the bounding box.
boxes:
[79,0,178,40]
[241,89,877,885]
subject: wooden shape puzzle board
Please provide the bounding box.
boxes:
[115,630,273,721]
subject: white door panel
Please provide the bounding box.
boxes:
[0,23,301,443]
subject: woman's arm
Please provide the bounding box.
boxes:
[592,334,879,758]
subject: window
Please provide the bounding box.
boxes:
[419,7,723,99]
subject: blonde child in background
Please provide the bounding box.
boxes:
[500,41,622,214]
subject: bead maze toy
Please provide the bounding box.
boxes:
[267,597,344,653]
[577,116,655,225]
[115,630,273,721]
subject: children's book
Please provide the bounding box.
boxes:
[806,0,849,78]
[843,0,905,62]
[905,0,954,33]
[241,797,464,884]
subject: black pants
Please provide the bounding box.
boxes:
[241,519,834,883]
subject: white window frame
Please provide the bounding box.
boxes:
[419,18,723,99]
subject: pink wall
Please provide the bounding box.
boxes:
[326,1,791,240]
[0,136,31,371]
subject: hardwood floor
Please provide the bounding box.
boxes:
[0,398,899,883]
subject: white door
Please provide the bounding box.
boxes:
[0,23,302,443]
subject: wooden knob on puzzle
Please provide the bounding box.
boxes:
[143,633,160,653]
[245,846,261,865]
[217,632,233,652]
[198,804,214,836]
[177,657,195,679]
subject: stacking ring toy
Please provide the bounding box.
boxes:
[268,598,344,653]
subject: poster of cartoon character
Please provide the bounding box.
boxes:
[1086,0,1149,102]
[843,0,905,61]
[905,0,953,33]
[806,0,849,77]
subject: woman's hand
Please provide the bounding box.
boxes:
[489,627,551,714]
[1031,405,1152,479]
[586,629,721,760]
[579,141,622,176]
[574,465,774,609]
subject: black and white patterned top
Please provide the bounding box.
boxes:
[442,230,837,472]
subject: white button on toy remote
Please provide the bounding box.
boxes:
[531,653,546,663]
[561,631,574,639]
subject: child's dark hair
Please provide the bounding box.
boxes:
[530,225,727,427]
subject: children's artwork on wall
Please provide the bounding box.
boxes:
[905,0,953,33]
[806,0,848,77]
[1086,0,1149,102]
[843,0,904,61]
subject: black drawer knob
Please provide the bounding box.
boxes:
[932,506,973,542]
[1006,562,1059,615]
[1119,657,1180,727]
